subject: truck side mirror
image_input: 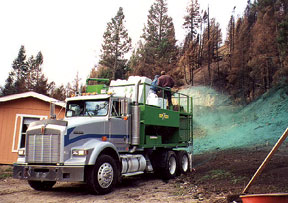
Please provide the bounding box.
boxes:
[121,99,128,116]
[50,103,56,119]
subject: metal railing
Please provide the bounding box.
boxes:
[109,82,193,114]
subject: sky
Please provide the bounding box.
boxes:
[0,0,247,88]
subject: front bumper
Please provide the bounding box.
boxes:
[13,164,85,182]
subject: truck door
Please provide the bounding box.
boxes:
[109,98,130,150]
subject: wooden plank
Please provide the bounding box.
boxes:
[242,127,288,194]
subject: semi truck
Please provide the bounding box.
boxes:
[13,76,193,194]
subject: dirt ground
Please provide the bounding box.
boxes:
[1,148,288,203]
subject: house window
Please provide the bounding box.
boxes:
[12,114,47,152]
[19,117,41,148]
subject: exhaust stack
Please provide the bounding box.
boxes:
[50,103,56,119]
[131,80,141,146]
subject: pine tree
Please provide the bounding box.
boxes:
[1,72,16,96]
[206,7,212,85]
[183,0,200,47]
[248,1,280,98]
[26,51,51,95]
[178,38,200,85]
[100,7,132,80]
[13,45,28,93]
[227,6,254,103]
[34,74,51,95]
[276,0,288,80]
[1,45,27,95]
[50,84,66,101]
[132,0,177,78]
[90,65,113,79]
[128,41,147,76]
[226,13,236,71]
[210,19,222,77]
[34,51,44,89]
[27,56,36,91]
[1,46,52,96]
[179,0,201,85]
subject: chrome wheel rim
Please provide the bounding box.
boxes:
[182,155,189,172]
[169,156,177,175]
[98,162,113,188]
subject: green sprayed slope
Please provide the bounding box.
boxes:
[180,86,288,154]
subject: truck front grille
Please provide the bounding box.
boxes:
[26,134,60,163]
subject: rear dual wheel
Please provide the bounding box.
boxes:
[176,151,190,175]
[153,150,190,180]
[162,151,178,180]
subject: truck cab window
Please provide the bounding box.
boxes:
[66,100,108,117]
[67,103,83,117]
[85,101,108,116]
[111,99,129,117]
[111,100,120,117]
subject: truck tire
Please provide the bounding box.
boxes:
[176,151,190,175]
[28,180,56,191]
[87,154,117,194]
[162,151,177,180]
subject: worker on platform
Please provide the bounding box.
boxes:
[151,75,160,94]
[157,71,174,107]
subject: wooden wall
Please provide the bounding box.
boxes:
[0,97,65,164]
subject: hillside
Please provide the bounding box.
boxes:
[180,85,288,154]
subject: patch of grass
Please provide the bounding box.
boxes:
[231,176,247,184]
[0,173,12,179]
[198,169,231,182]
[0,165,13,180]
[208,169,232,179]
[198,169,247,185]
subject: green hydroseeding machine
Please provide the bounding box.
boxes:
[13,76,193,194]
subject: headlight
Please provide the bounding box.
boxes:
[72,149,88,156]
[18,149,25,156]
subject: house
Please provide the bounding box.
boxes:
[0,92,65,164]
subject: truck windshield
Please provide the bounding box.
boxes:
[66,100,109,117]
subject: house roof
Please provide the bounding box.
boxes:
[0,91,65,107]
